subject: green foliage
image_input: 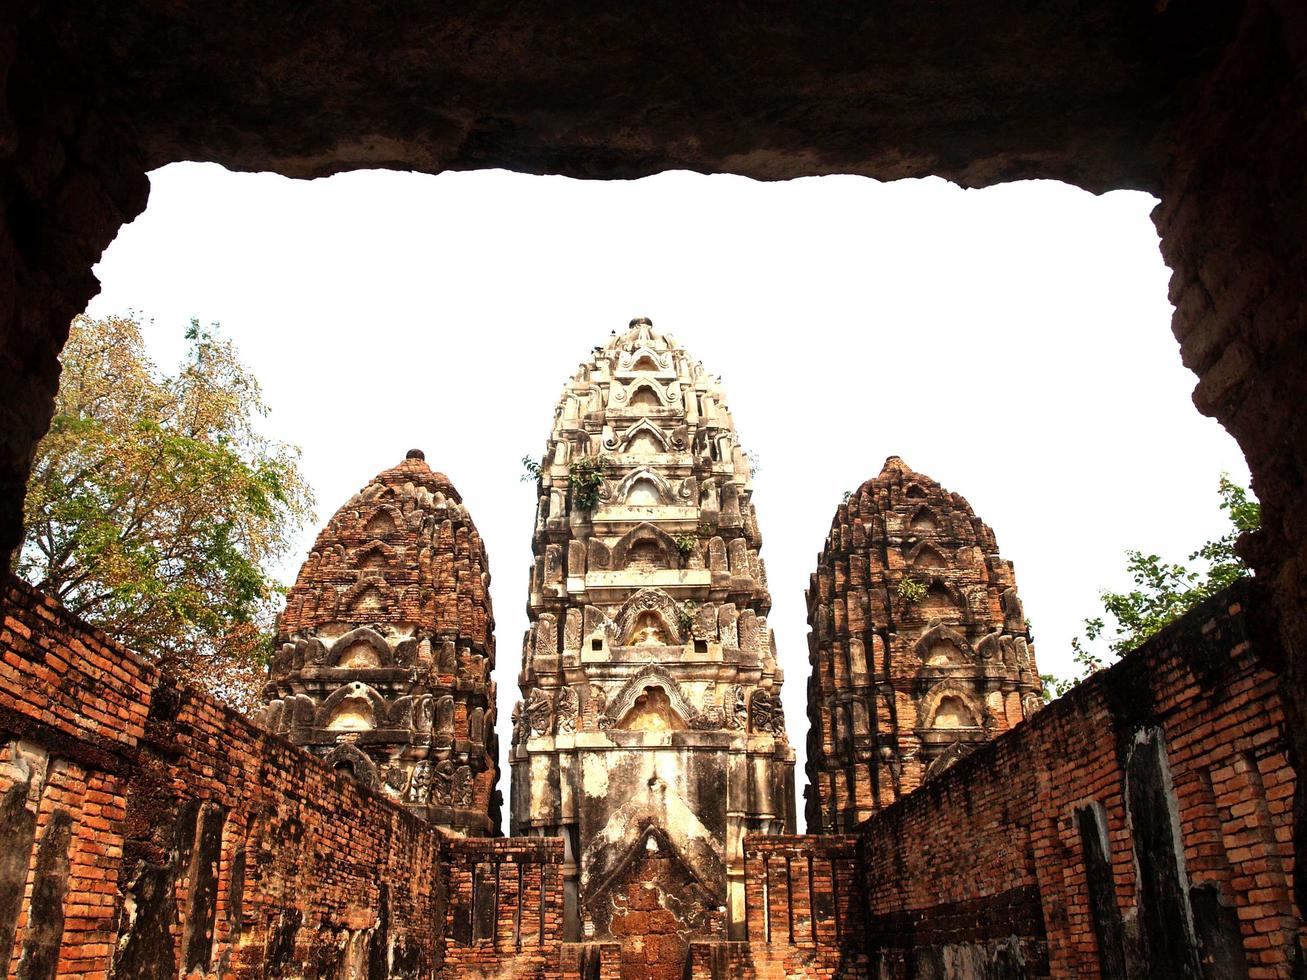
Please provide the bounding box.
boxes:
[568,457,604,510]
[1047,475,1259,700]
[897,577,927,604]
[677,600,698,635]
[520,455,542,483]
[17,314,314,712]
[673,533,697,557]
[746,449,762,478]
[841,490,853,504]
[1039,674,1062,701]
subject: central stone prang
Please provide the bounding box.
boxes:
[510,317,795,942]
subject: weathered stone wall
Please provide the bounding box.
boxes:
[0,575,448,980]
[854,579,1300,977]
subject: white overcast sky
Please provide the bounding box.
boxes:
[86,163,1249,787]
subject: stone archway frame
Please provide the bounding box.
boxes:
[316,680,390,729]
[321,742,381,791]
[613,466,677,506]
[613,588,686,645]
[339,574,398,616]
[600,664,698,729]
[615,344,675,377]
[604,418,674,454]
[324,626,396,667]
[609,377,682,409]
[583,820,722,932]
[609,522,681,571]
[916,681,987,731]
[912,622,975,666]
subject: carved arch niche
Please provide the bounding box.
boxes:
[913,623,972,667]
[362,502,404,537]
[355,539,395,571]
[319,681,388,731]
[610,419,670,456]
[909,505,940,532]
[610,522,678,572]
[341,575,396,616]
[918,579,965,621]
[616,345,675,379]
[920,685,982,730]
[326,627,394,668]
[611,378,677,413]
[618,687,686,731]
[629,383,662,411]
[605,666,695,731]
[614,588,683,646]
[616,467,674,506]
[907,540,946,570]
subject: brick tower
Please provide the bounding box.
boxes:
[511,318,795,954]
[258,449,499,836]
[804,456,1043,833]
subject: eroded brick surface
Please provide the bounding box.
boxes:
[0,571,1299,978]
[855,581,1300,977]
[804,457,1043,832]
[259,450,499,835]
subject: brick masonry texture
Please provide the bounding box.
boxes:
[1,576,447,980]
[258,452,499,835]
[5,568,1298,978]
[3,4,1307,972]
[805,457,1043,833]
[856,578,1300,977]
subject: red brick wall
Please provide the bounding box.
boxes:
[729,835,867,979]
[856,580,1300,977]
[0,576,449,980]
[2,575,1298,979]
[441,836,564,977]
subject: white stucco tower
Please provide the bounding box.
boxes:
[510,318,795,942]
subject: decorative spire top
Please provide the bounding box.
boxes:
[805,459,1041,833]
[267,451,499,835]
[276,452,477,637]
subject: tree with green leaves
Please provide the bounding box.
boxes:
[1042,475,1259,699]
[15,314,314,712]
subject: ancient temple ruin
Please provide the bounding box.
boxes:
[804,456,1043,833]
[257,449,499,835]
[0,319,1299,979]
[510,317,795,946]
